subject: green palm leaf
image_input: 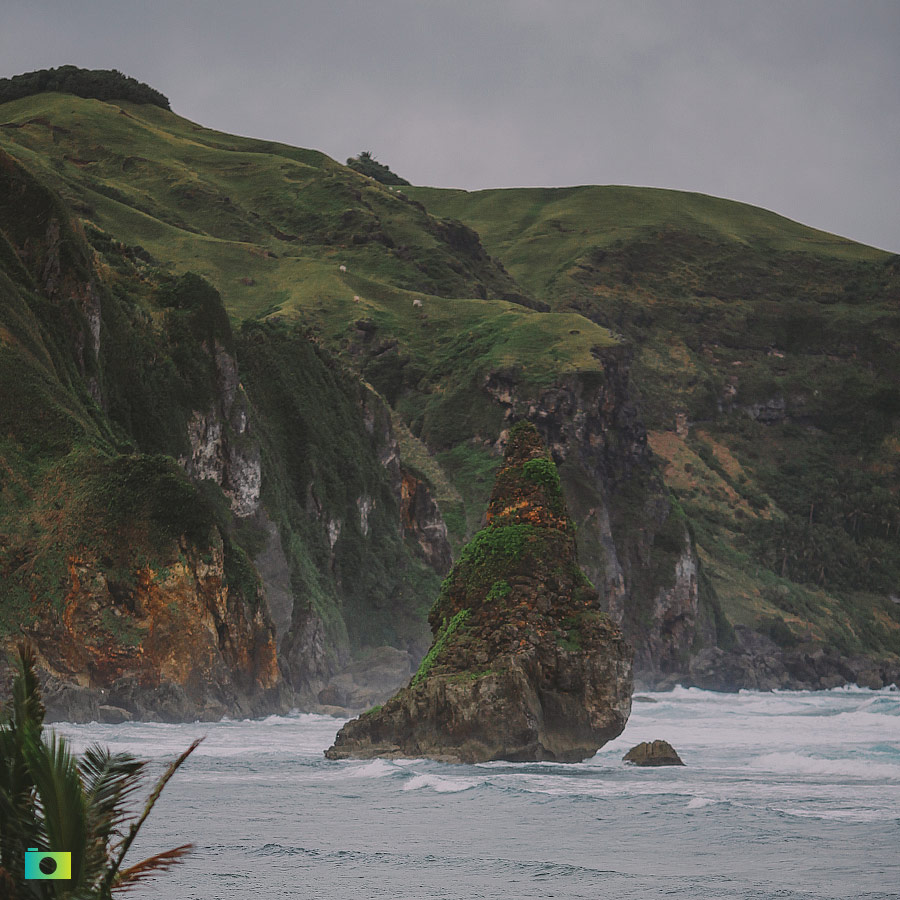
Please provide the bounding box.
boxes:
[1,645,200,898]
[79,747,147,892]
[103,738,202,894]
[23,730,88,893]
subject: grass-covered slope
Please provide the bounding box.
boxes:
[410,185,900,669]
[0,92,620,534]
[0,93,532,316]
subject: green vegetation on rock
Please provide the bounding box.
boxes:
[411,608,470,686]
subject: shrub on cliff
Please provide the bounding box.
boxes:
[346,151,410,186]
[0,646,197,898]
[0,67,170,109]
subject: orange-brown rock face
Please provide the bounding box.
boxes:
[326,422,633,763]
[11,533,287,723]
[399,471,452,575]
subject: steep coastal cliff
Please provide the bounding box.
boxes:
[0,148,443,719]
[1,79,897,711]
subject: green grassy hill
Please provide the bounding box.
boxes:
[2,85,898,692]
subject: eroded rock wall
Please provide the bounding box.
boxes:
[482,352,714,687]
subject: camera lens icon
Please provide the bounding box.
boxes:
[24,848,72,880]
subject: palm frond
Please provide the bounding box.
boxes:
[81,745,147,834]
[103,738,203,892]
[10,645,45,740]
[0,645,43,879]
[1,646,198,897]
[112,843,193,893]
[78,745,148,890]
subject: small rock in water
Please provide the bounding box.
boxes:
[632,695,658,703]
[97,704,133,724]
[623,739,684,766]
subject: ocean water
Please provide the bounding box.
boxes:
[54,686,900,899]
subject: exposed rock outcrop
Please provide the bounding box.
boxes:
[685,626,900,692]
[5,535,289,723]
[399,471,452,575]
[326,422,633,763]
[182,342,261,519]
[485,356,713,688]
[623,740,684,766]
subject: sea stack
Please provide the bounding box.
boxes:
[326,421,633,763]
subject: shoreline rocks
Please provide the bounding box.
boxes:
[623,740,685,767]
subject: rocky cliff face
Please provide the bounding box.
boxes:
[484,354,715,688]
[0,156,285,720]
[232,322,447,709]
[399,470,452,575]
[326,422,633,763]
[16,536,287,723]
[181,342,261,519]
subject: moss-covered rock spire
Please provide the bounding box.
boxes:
[326,421,633,763]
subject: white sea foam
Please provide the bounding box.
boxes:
[686,796,722,809]
[343,758,398,779]
[748,751,900,779]
[402,773,480,793]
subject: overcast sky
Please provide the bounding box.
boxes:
[2,0,898,252]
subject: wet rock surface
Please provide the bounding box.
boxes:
[623,739,685,766]
[5,536,291,724]
[326,422,633,763]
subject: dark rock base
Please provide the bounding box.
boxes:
[623,739,685,766]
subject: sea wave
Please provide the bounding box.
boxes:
[774,805,900,823]
[343,758,399,779]
[749,751,900,779]
[402,773,480,793]
[686,796,726,809]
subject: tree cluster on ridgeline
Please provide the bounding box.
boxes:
[0,66,170,109]
[346,150,410,186]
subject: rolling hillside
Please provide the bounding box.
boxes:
[1,80,898,706]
